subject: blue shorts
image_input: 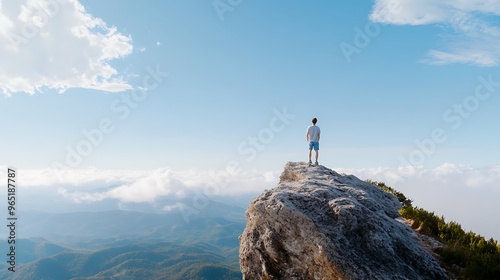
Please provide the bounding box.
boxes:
[309,141,319,151]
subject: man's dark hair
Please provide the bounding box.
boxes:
[312,118,317,125]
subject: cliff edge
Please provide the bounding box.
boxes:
[239,162,449,280]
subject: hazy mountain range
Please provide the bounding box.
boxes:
[0,195,247,279]
[2,241,241,280]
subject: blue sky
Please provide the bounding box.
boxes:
[0,0,500,240]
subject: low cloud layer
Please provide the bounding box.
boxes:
[0,0,133,94]
[3,163,498,203]
[370,0,500,66]
[1,163,499,239]
[339,163,500,190]
[0,166,279,203]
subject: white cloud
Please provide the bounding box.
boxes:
[104,168,183,202]
[0,0,133,95]
[16,167,148,187]
[57,188,107,203]
[370,0,500,66]
[338,163,500,190]
[163,202,184,212]
[370,0,444,25]
[370,0,500,25]
[9,166,275,203]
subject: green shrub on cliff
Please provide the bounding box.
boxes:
[367,180,500,280]
[365,180,412,207]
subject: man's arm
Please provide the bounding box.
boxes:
[306,131,309,141]
[317,133,320,141]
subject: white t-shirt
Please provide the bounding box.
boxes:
[307,125,321,142]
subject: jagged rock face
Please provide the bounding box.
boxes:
[239,162,449,280]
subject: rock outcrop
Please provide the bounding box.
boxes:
[239,162,449,280]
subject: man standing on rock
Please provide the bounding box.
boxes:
[306,117,321,166]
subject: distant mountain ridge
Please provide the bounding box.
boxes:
[18,198,246,243]
[0,238,71,271]
[2,200,246,279]
[1,242,241,280]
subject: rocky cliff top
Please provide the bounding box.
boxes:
[239,162,449,279]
